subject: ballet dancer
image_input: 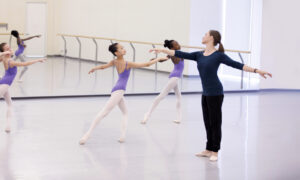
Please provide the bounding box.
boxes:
[79,43,168,145]
[149,30,272,161]
[0,42,46,133]
[11,30,41,82]
[141,39,183,124]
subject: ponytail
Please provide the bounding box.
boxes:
[209,30,225,53]
[218,42,224,53]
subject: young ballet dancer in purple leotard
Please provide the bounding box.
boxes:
[11,30,41,82]
[0,42,46,133]
[79,43,168,144]
[142,39,184,124]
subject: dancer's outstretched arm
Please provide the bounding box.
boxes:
[219,53,272,79]
[22,35,41,41]
[243,65,272,79]
[150,48,199,61]
[89,60,114,74]
[9,58,46,67]
[150,49,175,56]
[152,48,272,79]
[158,55,181,63]
[128,57,169,68]
[158,55,174,63]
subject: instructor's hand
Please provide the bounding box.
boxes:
[257,70,272,79]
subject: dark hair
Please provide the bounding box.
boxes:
[109,43,118,56]
[11,30,19,38]
[0,43,7,52]
[209,30,224,53]
[164,39,174,49]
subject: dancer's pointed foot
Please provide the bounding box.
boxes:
[141,113,149,124]
[173,120,181,124]
[79,134,89,145]
[118,137,125,143]
[5,126,11,133]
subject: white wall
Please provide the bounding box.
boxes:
[188,0,223,75]
[260,0,300,89]
[221,0,252,78]
[248,0,263,88]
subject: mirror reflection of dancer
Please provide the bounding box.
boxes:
[0,43,46,133]
[142,40,184,124]
[79,43,168,145]
[11,30,41,82]
[150,30,272,161]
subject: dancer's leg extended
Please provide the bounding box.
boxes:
[117,97,128,143]
[173,83,182,123]
[0,85,11,133]
[142,77,179,124]
[79,90,124,145]
[18,55,28,81]
[3,91,12,133]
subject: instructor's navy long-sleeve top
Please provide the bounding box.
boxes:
[175,50,244,96]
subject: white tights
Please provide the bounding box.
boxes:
[0,84,13,132]
[142,77,182,124]
[79,90,128,144]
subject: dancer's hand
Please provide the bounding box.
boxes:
[160,56,169,61]
[257,70,272,79]
[36,35,42,38]
[89,68,95,74]
[37,58,46,63]
[149,48,163,54]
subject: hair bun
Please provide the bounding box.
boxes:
[11,30,19,38]
[108,43,118,56]
[164,40,170,48]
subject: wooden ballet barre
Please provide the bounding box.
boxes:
[57,34,117,41]
[0,33,27,36]
[57,33,251,54]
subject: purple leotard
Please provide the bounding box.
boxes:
[169,59,184,78]
[111,61,131,93]
[15,41,25,56]
[0,61,17,86]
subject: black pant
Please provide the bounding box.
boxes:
[201,95,224,152]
